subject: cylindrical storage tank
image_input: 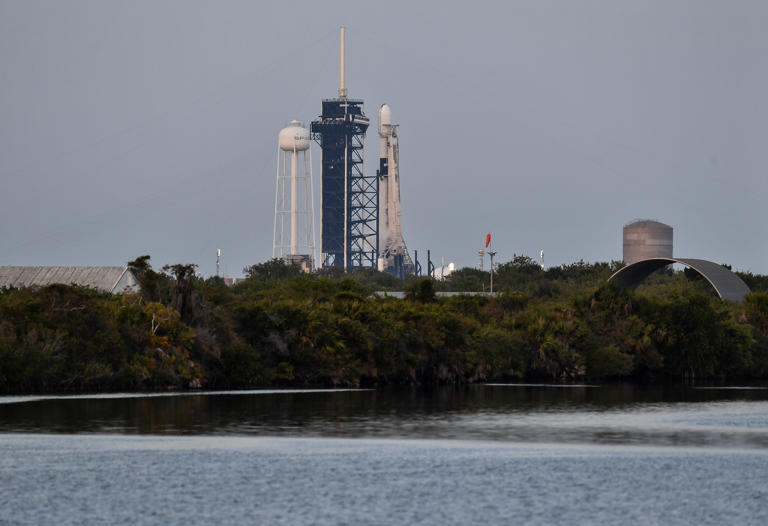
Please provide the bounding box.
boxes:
[623,220,673,265]
[279,120,310,151]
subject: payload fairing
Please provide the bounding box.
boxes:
[377,104,413,277]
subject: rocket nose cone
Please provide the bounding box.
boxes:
[379,104,391,124]
[378,104,391,135]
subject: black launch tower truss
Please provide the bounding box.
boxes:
[311,98,378,269]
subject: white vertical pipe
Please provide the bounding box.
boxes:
[490,248,497,293]
[309,147,317,269]
[315,137,323,265]
[280,151,287,257]
[272,144,280,258]
[290,148,298,255]
[343,142,348,271]
[339,27,347,98]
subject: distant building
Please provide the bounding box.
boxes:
[283,254,313,273]
[433,262,456,280]
[374,291,499,299]
[0,266,139,294]
[221,276,247,287]
[623,220,673,265]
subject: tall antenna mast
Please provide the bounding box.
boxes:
[216,248,221,277]
[339,26,347,98]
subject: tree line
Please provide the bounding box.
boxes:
[1,255,767,393]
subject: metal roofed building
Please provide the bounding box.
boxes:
[609,258,752,302]
[0,266,139,294]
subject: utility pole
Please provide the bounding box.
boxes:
[489,250,496,294]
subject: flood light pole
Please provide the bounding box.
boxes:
[489,250,496,294]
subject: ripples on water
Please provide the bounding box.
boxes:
[2,384,768,448]
[2,384,768,525]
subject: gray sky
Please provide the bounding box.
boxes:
[1,0,767,276]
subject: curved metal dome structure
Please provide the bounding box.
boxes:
[608,258,752,302]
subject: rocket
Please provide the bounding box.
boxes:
[377,104,412,276]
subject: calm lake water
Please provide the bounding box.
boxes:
[2,384,768,524]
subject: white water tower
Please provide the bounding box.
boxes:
[273,120,316,271]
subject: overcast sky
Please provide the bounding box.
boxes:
[1,0,766,276]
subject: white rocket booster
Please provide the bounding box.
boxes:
[377,104,412,274]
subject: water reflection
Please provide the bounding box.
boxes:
[1,384,768,449]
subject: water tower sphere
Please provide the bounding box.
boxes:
[279,120,311,151]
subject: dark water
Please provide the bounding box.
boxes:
[2,384,768,524]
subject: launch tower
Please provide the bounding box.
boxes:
[311,27,377,269]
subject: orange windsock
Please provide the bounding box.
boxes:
[485,233,491,248]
